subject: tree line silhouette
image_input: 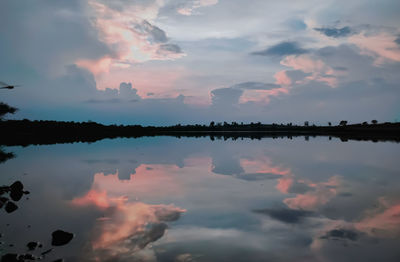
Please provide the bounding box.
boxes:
[0,119,399,146]
[1,81,399,146]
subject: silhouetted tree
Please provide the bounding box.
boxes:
[339,120,347,126]
[328,122,332,126]
[0,102,17,120]
[304,121,309,126]
[371,120,378,125]
[362,121,368,125]
[209,121,215,127]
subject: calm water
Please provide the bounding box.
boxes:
[1,137,400,261]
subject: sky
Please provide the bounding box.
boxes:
[1,0,400,125]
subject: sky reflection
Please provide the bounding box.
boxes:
[0,137,399,261]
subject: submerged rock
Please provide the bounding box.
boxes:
[1,253,19,262]
[51,230,73,246]
[19,254,37,260]
[10,181,23,193]
[26,241,40,251]
[9,181,24,201]
[0,181,29,213]
[4,202,18,213]
[1,253,39,262]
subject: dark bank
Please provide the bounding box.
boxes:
[1,119,399,146]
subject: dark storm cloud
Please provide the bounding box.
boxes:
[333,66,348,71]
[129,222,168,249]
[287,181,314,194]
[253,208,314,224]
[395,35,400,46]
[119,82,141,100]
[231,82,280,90]
[211,87,243,106]
[320,228,359,241]
[95,0,158,12]
[284,70,312,81]
[210,81,281,107]
[84,82,142,104]
[314,26,354,38]
[251,41,308,57]
[159,43,184,54]
[234,173,282,181]
[139,20,168,43]
[211,155,244,175]
[338,192,353,197]
[211,154,286,181]
[0,1,112,74]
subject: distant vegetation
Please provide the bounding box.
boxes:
[0,102,17,120]
[1,80,399,145]
[0,82,18,119]
[0,119,399,146]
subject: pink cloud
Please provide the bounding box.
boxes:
[239,87,289,104]
[92,65,187,96]
[240,157,291,176]
[283,176,340,210]
[274,70,292,87]
[70,165,183,209]
[70,168,186,259]
[349,32,400,65]
[355,199,400,237]
[92,202,185,250]
[276,178,294,194]
[76,0,186,92]
[76,56,113,75]
[71,188,111,209]
[280,55,338,87]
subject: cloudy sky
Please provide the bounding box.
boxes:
[1,0,400,125]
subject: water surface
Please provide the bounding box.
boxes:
[1,137,400,261]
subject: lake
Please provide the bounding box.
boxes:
[1,136,399,261]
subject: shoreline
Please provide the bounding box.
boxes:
[1,119,399,146]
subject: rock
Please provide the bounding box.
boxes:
[9,191,23,202]
[10,181,23,193]
[51,230,73,246]
[5,202,18,213]
[19,253,37,260]
[26,241,39,251]
[1,254,19,262]
[10,181,24,201]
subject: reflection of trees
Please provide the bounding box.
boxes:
[1,119,399,146]
[0,147,15,164]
